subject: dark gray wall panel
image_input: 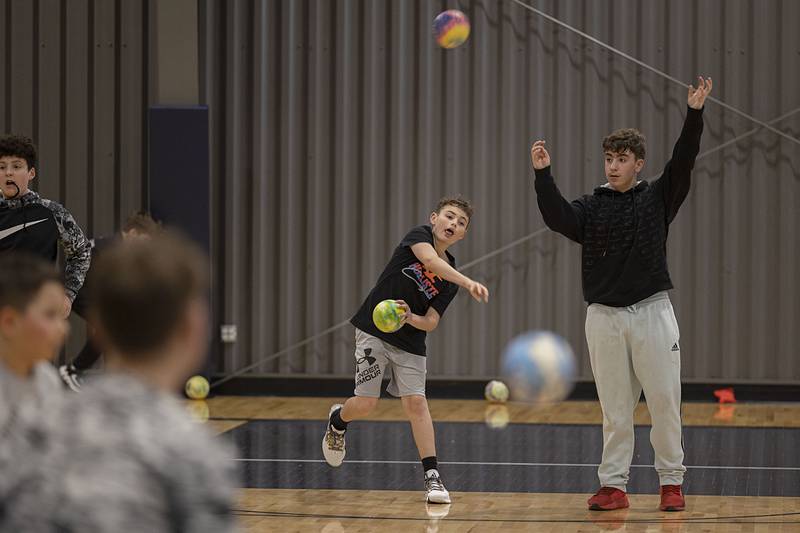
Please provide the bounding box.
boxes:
[201,0,800,384]
[6,0,797,383]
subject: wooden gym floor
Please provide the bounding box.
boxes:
[199,397,800,532]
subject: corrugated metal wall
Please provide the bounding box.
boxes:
[8,0,796,383]
[202,0,800,384]
[1,0,149,355]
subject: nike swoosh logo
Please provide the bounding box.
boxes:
[0,219,49,241]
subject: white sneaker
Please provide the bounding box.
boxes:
[425,472,451,504]
[322,404,346,467]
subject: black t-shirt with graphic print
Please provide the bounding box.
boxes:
[351,225,459,357]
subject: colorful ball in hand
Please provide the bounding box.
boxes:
[372,299,405,333]
[484,380,510,403]
[433,10,471,49]
[501,331,577,404]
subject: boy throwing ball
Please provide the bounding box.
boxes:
[322,197,489,504]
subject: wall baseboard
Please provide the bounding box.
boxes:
[209,375,800,402]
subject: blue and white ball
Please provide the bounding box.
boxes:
[501,331,577,404]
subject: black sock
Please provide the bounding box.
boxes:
[422,456,438,474]
[330,407,348,432]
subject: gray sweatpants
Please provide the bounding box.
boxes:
[585,291,686,490]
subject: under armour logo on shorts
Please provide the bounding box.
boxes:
[356,348,377,367]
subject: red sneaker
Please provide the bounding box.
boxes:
[659,485,685,511]
[588,487,630,511]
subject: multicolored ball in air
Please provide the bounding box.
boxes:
[433,10,471,49]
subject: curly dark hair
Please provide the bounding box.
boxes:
[602,128,646,160]
[0,134,37,170]
[435,196,474,222]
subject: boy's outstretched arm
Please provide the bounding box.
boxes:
[656,76,712,221]
[410,242,489,303]
[531,140,586,244]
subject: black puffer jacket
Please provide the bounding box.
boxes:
[0,190,91,301]
[533,107,704,307]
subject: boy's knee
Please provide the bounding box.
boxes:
[401,395,429,417]
[355,396,379,413]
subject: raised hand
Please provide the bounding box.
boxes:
[530,140,551,170]
[466,280,489,303]
[688,76,713,109]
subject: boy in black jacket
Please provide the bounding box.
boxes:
[0,135,90,317]
[530,77,712,512]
